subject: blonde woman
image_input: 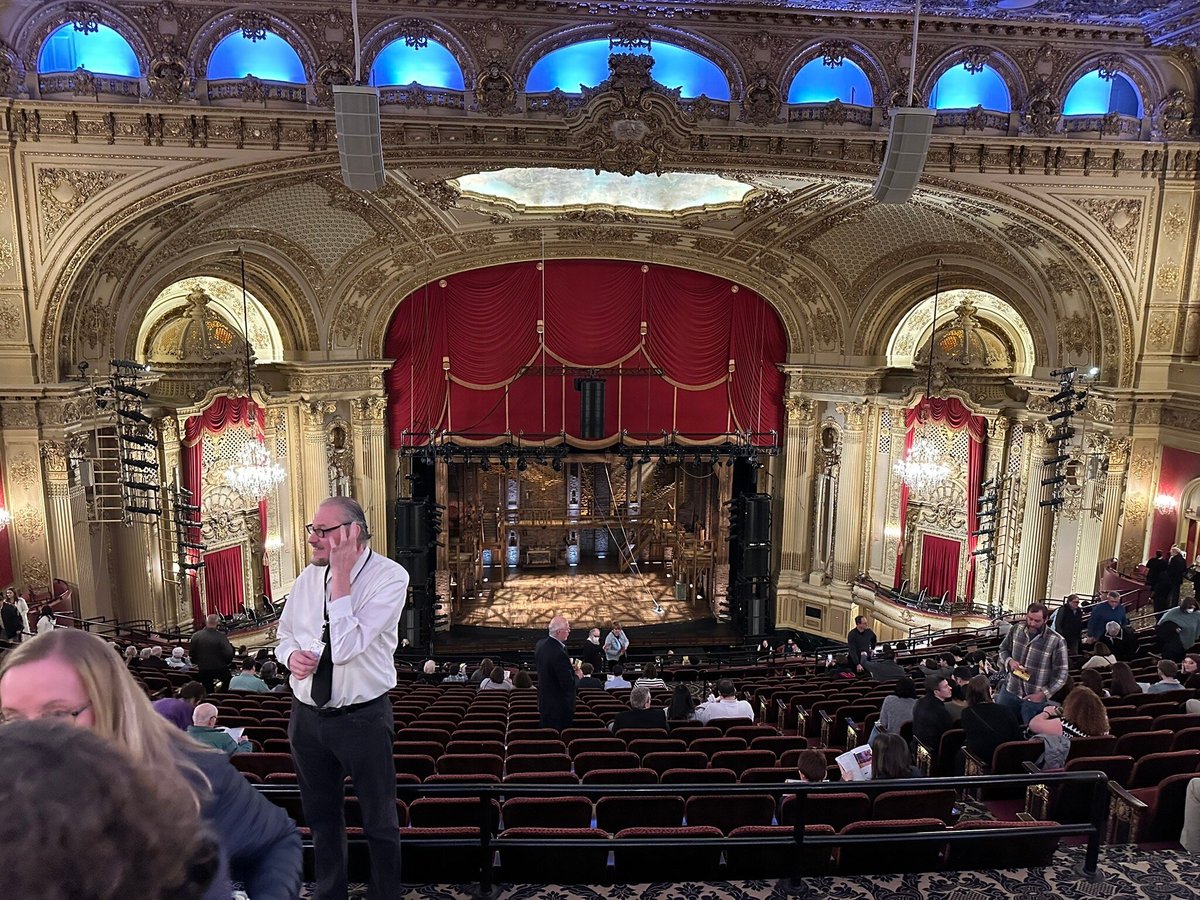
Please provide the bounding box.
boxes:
[0,629,301,900]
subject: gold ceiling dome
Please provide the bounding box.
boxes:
[918,300,1012,371]
[145,286,248,364]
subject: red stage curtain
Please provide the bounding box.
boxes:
[920,535,960,601]
[896,396,986,599]
[383,260,786,449]
[203,546,245,616]
[182,397,265,625]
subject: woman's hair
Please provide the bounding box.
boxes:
[641,664,657,678]
[1062,687,1110,736]
[667,683,696,719]
[0,630,205,809]
[1109,661,1140,697]
[476,658,493,677]
[795,748,827,782]
[512,670,533,689]
[1078,667,1106,697]
[1092,641,1112,657]
[488,665,506,683]
[965,674,992,707]
[0,719,218,900]
[893,676,916,699]
[870,732,914,780]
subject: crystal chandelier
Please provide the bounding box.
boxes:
[225,441,285,501]
[894,433,950,493]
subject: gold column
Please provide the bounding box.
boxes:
[300,402,331,527]
[351,396,389,556]
[831,402,868,583]
[39,441,80,610]
[778,396,817,576]
[1097,438,1130,569]
[1011,422,1057,606]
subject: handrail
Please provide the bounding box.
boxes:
[254,768,1109,892]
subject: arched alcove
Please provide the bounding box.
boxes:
[38,22,140,76]
[886,288,1035,377]
[526,39,730,100]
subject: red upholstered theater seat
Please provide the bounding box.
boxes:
[871,789,957,825]
[710,749,776,778]
[500,796,593,829]
[684,793,776,833]
[504,753,572,775]
[435,753,504,779]
[944,820,1060,870]
[392,754,436,781]
[595,795,685,833]
[1114,730,1173,759]
[724,825,836,878]
[400,827,480,884]
[496,828,611,883]
[408,797,500,831]
[573,751,640,778]
[659,767,737,785]
[613,826,724,882]
[580,767,658,786]
[641,751,707,778]
[836,818,947,874]
[503,772,580,785]
[230,752,294,779]
[779,792,871,832]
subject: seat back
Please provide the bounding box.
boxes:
[496,828,610,883]
[684,793,775,833]
[871,789,956,824]
[689,736,749,758]
[1136,771,1200,842]
[613,826,724,881]
[944,820,1059,870]
[573,751,640,778]
[408,797,500,831]
[626,738,687,758]
[779,792,870,831]
[400,827,480,884]
[435,753,504,778]
[1064,735,1117,762]
[658,767,737,784]
[579,767,658,785]
[1171,727,1200,752]
[567,737,625,758]
[504,753,572,775]
[594,794,684,833]
[837,818,946,874]
[1128,750,1200,790]
[1114,729,1174,758]
[642,751,707,777]
[500,796,592,829]
[725,825,836,878]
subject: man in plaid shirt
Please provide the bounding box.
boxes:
[997,602,1069,725]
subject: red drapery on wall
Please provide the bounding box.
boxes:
[920,534,961,600]
[182,396,265,625]
[383,260,787,449]
[895,397,987,601]
[203,545,245,616]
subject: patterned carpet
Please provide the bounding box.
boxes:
[307,845,1200,899]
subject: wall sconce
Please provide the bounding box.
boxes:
[264,535,283,552]
[0,507,11,530]
[1154,493,1179,516]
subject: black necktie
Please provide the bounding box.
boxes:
[311,599,333,707]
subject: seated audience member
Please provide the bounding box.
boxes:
[166,647,193,671]
[695,679,755,723]
[153,681,207,732]
[442,663,469,683]
[946,666,974,721]
[188,703,253,756]
[605,663,632,690]
[1147,658,1184,693]
[1182,653,1200,690]
[512,670,534,690]
[227,659,269,693]
[634,663,667,691]
[795,748,828,783]
[870,676,917,743]
[1029,687,1110,769]
[470,657,494,685]
[1081,641,1116,670]
[667,683,697,722]
[870,732,923,780]
[756,639,773,661]
[1108,661,1143,697]
[1077,667,1109,698]
[0,719,219,900]
[479,665,514,691]
[0,630,301,900]
[1086,591,1130,643]
[576,662,604,690]
[918,651,957,681]
[960,674,1021,772]
[257,661,285,691]
[912,675,955,751]
[610,685,668,732]
[124,645,140,668]
[1158,597,1200,663]
[418,660,443,685]
[141,646,169,671]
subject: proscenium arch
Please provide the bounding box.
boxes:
[365,248,812,362]
[886,289,1037,376]
[513,22,746,99]
[135,275,286,364]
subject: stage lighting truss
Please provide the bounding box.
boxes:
[162,472,205,605]
[971,471,1010,566]
[81,359,163,525]
[1039,367,1093,511]
[397,429,781,469]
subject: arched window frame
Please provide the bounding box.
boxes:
[20,5,151,79]
[1059,57,1155,120]
[204,31,309,84]
[781,42,885,108]
[922,48,1023,114]
[514,24,744,100]
[190,12,316,85]
[361,19,475,90]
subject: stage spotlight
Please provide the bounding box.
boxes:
[552,457,562,471]
[624,456,634,471]
[480,458,490,471]
[516,457,527,472]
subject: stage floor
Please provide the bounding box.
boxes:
[455,567,707,629]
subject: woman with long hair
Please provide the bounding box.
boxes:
[1078,667,1109,698]
[0,629,301,900]
[667,683,697,722]
[870,732,921,780]
[1108,661,1142,697]
[870,676,917,743]
[1029,686,1111,769]
[959,674,1021,772]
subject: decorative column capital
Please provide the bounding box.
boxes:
[785,396,816,426]
[836,401,869,432]
[159,414,180,444]
[39,440,70,479]
[1107,436,1131,468]
[352,395,388,422]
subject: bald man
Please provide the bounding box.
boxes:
[186,703,252,755]
[534,615,577,730]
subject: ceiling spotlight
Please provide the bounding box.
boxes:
[516,457,528,472]
[480,458,490,471]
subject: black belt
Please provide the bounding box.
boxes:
[303,695,385,718]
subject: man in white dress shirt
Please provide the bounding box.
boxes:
[276,496,408,900]
[695,678,755,723]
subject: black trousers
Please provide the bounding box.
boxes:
[197,667,230,693]
[290,695,401,900]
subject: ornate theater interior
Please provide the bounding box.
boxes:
[0,0,1197,652]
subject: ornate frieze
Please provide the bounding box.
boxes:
[36,167,127,245]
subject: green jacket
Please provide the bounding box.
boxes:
[187,725,251,755]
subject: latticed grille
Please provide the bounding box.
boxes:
[878,408,892,455]
[950,428,969,463]
[1008,425,1025,477]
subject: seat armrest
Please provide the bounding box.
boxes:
[1106,782,1147,844]
[1021,761,1040,774]
[962,748,989,777]
[914,738,934,776]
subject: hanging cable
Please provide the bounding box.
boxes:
[907,0,922,107]
[350,0,363,84]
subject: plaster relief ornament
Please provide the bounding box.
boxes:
[475,61,515,117]
[743,73,781,126]
[1156,90,1196,141]
[1022,79,1061,138]
[147,40,193,103]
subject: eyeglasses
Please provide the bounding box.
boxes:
[305,522,353,538]
[0,701,91,726]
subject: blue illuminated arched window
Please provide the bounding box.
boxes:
[1063,70,1143,117]
[208,31,306,83]
[787,57,873,105]
[38,23,140,77]
[369,39,465,89]
[929,63,1011,112]
[526,39,730,101]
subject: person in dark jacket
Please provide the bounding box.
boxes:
[610,685,669,732]
[0,596,21,642]
[1052,594,1084,656]
[580,627,604,674]
[1155,545,1188,614]
[1145,550,1166,595]
[0,629,301,900]
[959,674,1021,772]
[576,662,604,690]
[847,616,877,673]
[189,614,235,693]
[535,615,577,730]
[912,675,955,751]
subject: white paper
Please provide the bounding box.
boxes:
[220,727,245,742]
[836,743,873,781]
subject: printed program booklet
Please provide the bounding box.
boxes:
[836,743,873,781]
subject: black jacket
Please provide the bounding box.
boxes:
[0,603,20,638]
[847,628,877,666]
[535,636,577,730]
[189,627,234,672]
[912,694,954,750]
[961,702,1022,766]
[611,706,669,732]
[580,639,604,673]
[1054,605,1084,644]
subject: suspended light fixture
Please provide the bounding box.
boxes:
[225,247,286,502]
[894,259,950,493]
